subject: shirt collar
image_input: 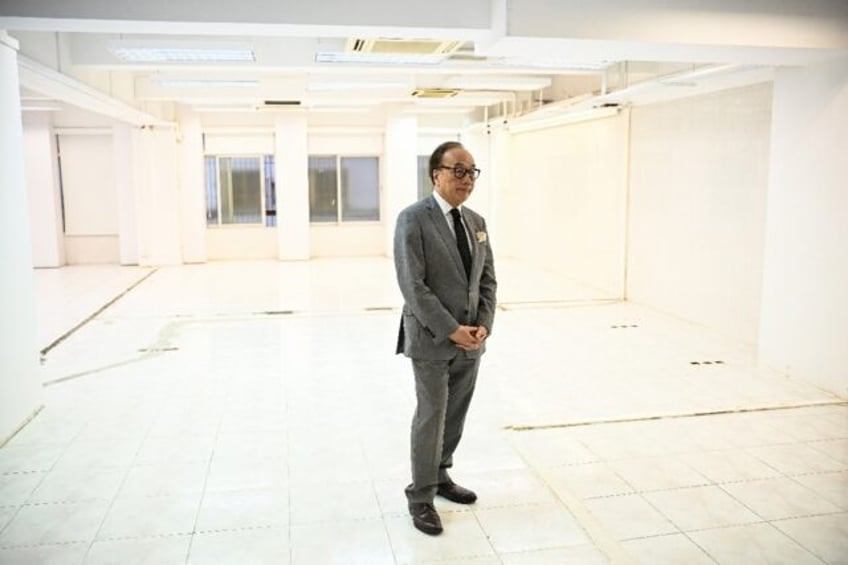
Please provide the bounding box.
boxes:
[432,190,460,216]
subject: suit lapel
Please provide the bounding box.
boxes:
[426,196,467,278]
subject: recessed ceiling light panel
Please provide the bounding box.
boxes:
[109,43,255,63]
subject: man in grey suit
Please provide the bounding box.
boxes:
[393,141,497,535]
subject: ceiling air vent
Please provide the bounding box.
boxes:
[346,38,464,56]
[411,89,459,99]
[263,100,301,106]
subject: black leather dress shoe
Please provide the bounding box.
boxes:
[436,481,477,504]
[408,502,443,535]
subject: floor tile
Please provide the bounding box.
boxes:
[289,480,381,524]
[118,462,208,498]
[682,449,783,484]
[499,544,610,564]
[96,494,201,540]
[461,468,560,509]
[584,494,678,540]
[85,534,192,564]
[52,439,141,471]
[0,473,45,507]
[188,527,289,565]
[689,522,823,565]
[204,459,287,493]
[624,533,715,565]
[28,466,124,504]
[749,443,845,475]
[808,439,848,466]
[608,455,711,492]
[0,500,109,547]
[0,445,65,474]
[793,471,848,511]
[474,503,590,553]
[0,542,87,565]
[773,513,848,564]
[644,486,762,531]
[384,511,494,563]
[541,462,633,500]
[721,477,842,520]
[291,518,394,565]
[195,489,288,531]
[506,429,599,468]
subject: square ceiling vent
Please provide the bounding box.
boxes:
[346,38,464,56]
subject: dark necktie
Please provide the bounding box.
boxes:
[450,208,472,278]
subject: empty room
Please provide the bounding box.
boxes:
[1,1,846,563]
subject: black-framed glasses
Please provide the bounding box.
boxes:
[436,165,481,180]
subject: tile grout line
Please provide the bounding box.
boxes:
[504,399,848,431]
[40,268,158,358]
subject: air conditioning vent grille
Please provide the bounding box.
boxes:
[346,38,463,56]
[411,88,459,99]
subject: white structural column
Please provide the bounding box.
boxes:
[133,126,182,266]
[24,112,64,267]
[177,110,206,263]
[0,30,42,444]
[274,116,310,260]
[113,124,139,265]
[758,57,848,396]
[383,113,418,257]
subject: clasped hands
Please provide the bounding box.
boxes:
[450,325,488,351]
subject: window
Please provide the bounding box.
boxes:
[205,155,276,227]
[417,155,433,200]
[309,156,380,223]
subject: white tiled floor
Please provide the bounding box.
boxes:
[2,258,846,564]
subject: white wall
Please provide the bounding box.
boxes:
[758,58,848,395]
[59,132,120,264]
[627,83,772,345]
[307,131,385,257]
[0,30,41,444]
[499,112,629,297]
[24,112,64,267]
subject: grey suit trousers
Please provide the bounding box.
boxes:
[405,353,480,504]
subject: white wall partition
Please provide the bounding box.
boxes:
[500,113,629,297]
[24,113,65,267]
[0,30,41,444]
[59,131,120,264]
[627,83,773,345]
[759,59,848,395]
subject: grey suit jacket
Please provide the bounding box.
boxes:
[394,195,497,360]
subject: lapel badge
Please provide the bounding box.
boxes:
[476,231,487,243]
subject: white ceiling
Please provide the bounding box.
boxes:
[2,0,847,128]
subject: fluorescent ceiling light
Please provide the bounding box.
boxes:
[157,79,259,88]
[110,46,255,63]
[315,52,446,65]
[307,79,411,91]
[494,57,608,72]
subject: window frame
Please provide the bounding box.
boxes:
[205,154,276,228]
[308,153,381,224]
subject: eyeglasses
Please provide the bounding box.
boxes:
[436,165,481,180]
